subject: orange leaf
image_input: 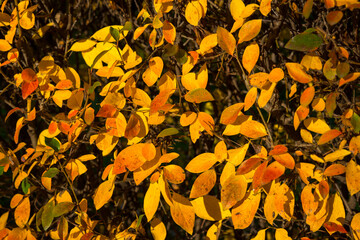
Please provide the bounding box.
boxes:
[170,193,195,235]
[214,141,227,161]
[258,82,276,108]
[249,72,269,88]
[239,120,267,139]
[261,161,285,185]
[312,98,325,111]
[326,11,343,25]
[150,90,172,114]
[184,88,214,103]
[48,121,58,135]
[5,107,21,122]
[180,111,197,126]
[185,153,217,173]
[221,175,247,210]
[163,20,176,44]
[236,157,262,175]
[318,129,342,145]
[286,63,313,83]
[21,68,37,82]
[300,86,315,107]
[14,197,30,228]
[197,112,214,135]
[325,92,337,117]
[260,0,272,16]
[189,169,216,198]
[114,144,146,172]
[269,145,288,156]
[55,79,73,89]
[84,107,95,125]
[318,180,329,198]
[324,164,346,177]
[220,103,244,125]
[238,19,262,44]
[244,87,257,111]
[339,72,360,87]
[217,27,236,55]
[163,165,186,184]
[22,79,38,99]
[124,113,141,139]
[149,57,164,77]
[96,104,117,118]
[324,222,347,235]
[242,42,259,73]
[252,161,268,189]
[269,68,284,83]
[144,182,160,221]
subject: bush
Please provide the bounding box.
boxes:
[1,0,360,239]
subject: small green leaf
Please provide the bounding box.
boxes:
[53,202,75,217]
[110,27,120,42]
[157,128,180,139]
[122,21,133,32]
[136,214,145,229]
[285,32,323,52]
[0,166,4,176]
[88,81,101,94]
[43,168,60,178]
[36,207,44,232]
[21,178,30,194]
[42,201,54,231]
[44,137,60,152]
[351,113,360,134]
[163,44,179,58]
[175,48,188,64]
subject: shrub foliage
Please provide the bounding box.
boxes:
[1,0,360,239]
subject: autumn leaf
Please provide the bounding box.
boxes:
[189,169,216,198]
[217,27,236,55]
[186,153,217,173]
[170,193,195,235]
[184,88,214,103]
[221,175,247,210]
[144,182,161,221]
[346,160,360,196]
[238,19,262,44]
[239,120,267,139]
[232,190,261,229]
[242,42,259,73]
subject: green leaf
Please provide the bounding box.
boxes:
[163,43,179,58]
[351,113,360,134]
[88,81,101,94]
[53,202,75,217]
[136,214,145,229]
[110,27,120,42]
[0,166,4,176]
[21,178,30,194]
[91,49,111,70]
[42,201,54,231]
[157,128,180,139]
[175,48,188,64]
[285,32,323,52]
[43,168,60,178]
[122,21,133,32]
[36,207,44,232]
[44,137,60,152]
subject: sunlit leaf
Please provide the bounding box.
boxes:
[217,27,236,55]
[239,120,267,139]
[186,153,217,173]
[170,193,195,235]
[184,88,214,103]
[324,149,351,162]
[190,169,216,198]
[238,19,262,44]
[93,179,115,210]
[144,182,160,221]
[191,195,230,221]
[221,175,247,210]
[324,164,346,177]
[242,42,259,73]
[150,218,166,240]
[232,190,261,229]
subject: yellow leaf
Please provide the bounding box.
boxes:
[227,143,249,166]
[19,12,35,30]
[150,218,166,240]
[275,228,292,240]
[14,197,30,228]
[239,120,267,139]
[217,27,236,56]
[144,182,161,221]
[351,213,360,240]
[238,19,262,44]
[70,39,96,52]
[232,190,261,229]
[185,1,203,26]
[184,88,214,103]
[198,34,218,55]
[149,57,164,77]
[189,169,217,198]
[114,144,147,172]
[133,149,162,185]
[300,129,313,143]
[244,87,257,111]
[312,98,326,111]
[285,62,313,83]
[304,117,331,134]
[133,24,150,40]
[67,90,84,110]
[242,42,259,73]
[258,82,276,108]
[180,111,197,126]
[289,83,297,98]
[301,54,322,70]
[346,160,360,196]
[93,179,115,210]
[133,88,151,107]
[269,68,284,83]
[324,149,351,162]
[95,134,118,156]
[0,211,9,230]
[191,195,231,221]
[260,0,272,16]
[221,175,247,210]
[300,86,315,107]
[170,193,195,235]
[230,0,245,21]
[215,141,227,161]
[251,229,266,240]
[142,67,159,87]
[91,25,128,42]
[186,153,217,173]
[324,193,345,235]
[206,221,222,240]
[198,112,215,136]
